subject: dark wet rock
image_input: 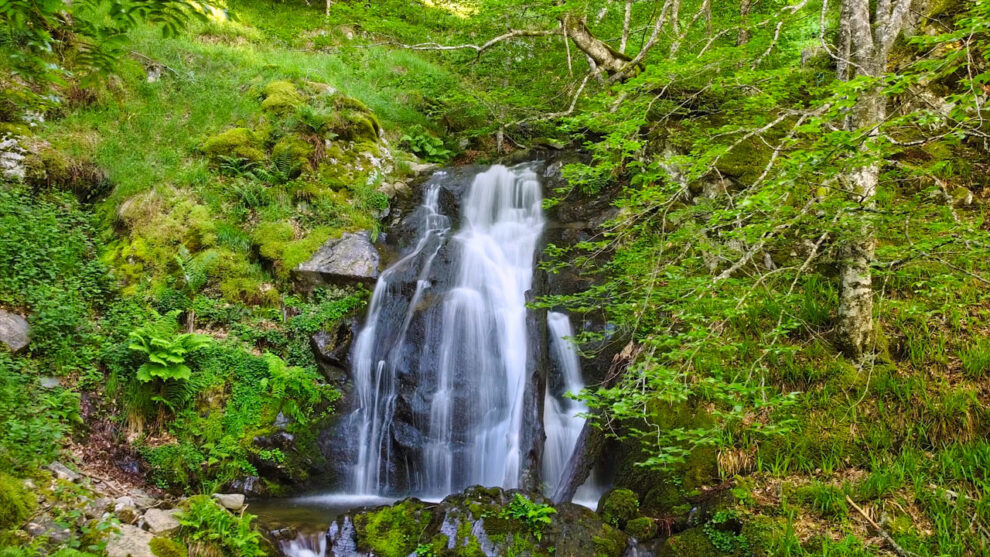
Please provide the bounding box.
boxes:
[325,486,629,557]
[295,232,380,288]
[0,310,29,352]
[310,318,358,382]
[229,476,262,496]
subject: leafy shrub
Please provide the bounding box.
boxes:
[400,126,451,162]
[0,354,76,473]
[177,495,265,557]
[128,328,210,383]
[500,494,557,541]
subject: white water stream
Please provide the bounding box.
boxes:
[280,164,603,556]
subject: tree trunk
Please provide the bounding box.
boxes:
[620,0,633,53]
[561,15,633,76]
[737,0,752,45]
[835,0,907,360]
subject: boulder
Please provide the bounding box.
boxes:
[106,524,155,557]
[326,487,629,557]
[212,493,245,511]
[142,508,181,535]
[47,461,80,482]
[85,497,112,519]
[129,488,157,509]
[0,310,29,352]
[294,231,380,287]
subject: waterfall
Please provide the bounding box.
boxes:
[543,311,605,506]
[349,164,544,497]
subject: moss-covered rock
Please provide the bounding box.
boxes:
[261,80,303,114]
[0,473,36,530]
[598,488,639,529]
[202,127,266,162]
[352,499,431,557]
[624,516,658,540]
[149,536,188,557]
[659,527,718,556]
[272,134,313,177]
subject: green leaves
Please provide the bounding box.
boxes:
[128,329,210,382]
[500,494,557,541]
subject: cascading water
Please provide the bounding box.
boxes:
[542,311,605,506]
[278,164,606,556]
[349,164,544,497]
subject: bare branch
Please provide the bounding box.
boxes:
[396,29,555,56]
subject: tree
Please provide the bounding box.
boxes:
[832,0,915,360]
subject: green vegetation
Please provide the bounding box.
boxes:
[499,494,557,541]
[177,495,265,556]
[2,0,989,554]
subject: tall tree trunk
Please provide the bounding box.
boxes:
[835,0,909,360]
[737,0,752,45]
[620,0,633,53]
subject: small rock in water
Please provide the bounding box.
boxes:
[212,493,246,511]
[106,524,155,557]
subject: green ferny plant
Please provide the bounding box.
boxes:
[500,493,557,541]
[128,329,210,383]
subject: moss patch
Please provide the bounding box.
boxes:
[352,499,430,557]
[202,127,266,162]
[0,473,36,530]
[598,488,639,529]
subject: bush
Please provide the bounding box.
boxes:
[0,472,37,530]
[598,489,639,529]
[177,495,265,557]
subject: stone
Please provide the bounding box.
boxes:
[408,161,439,175]
[142,508,181,535]
[106,524,155,557]
[47,461,80,482]
[114,496,140,523]
[212,493,245,511]
[0,135,26,181]
[129,488,157,509]
[0,310,29,352]
[295,231,380,287]
[85,497,112,519]
[39,376,60,389]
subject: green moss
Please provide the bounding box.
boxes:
[149,537,188,557]
[202,128,266,162]
[272,134,313,176]
[591,524,627,557]
[0,473,36,530]
[624,516,658,540]
[598,489,639,529]
[353,499,430,557]
[261,80,304,114]
[660,527,719,556]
